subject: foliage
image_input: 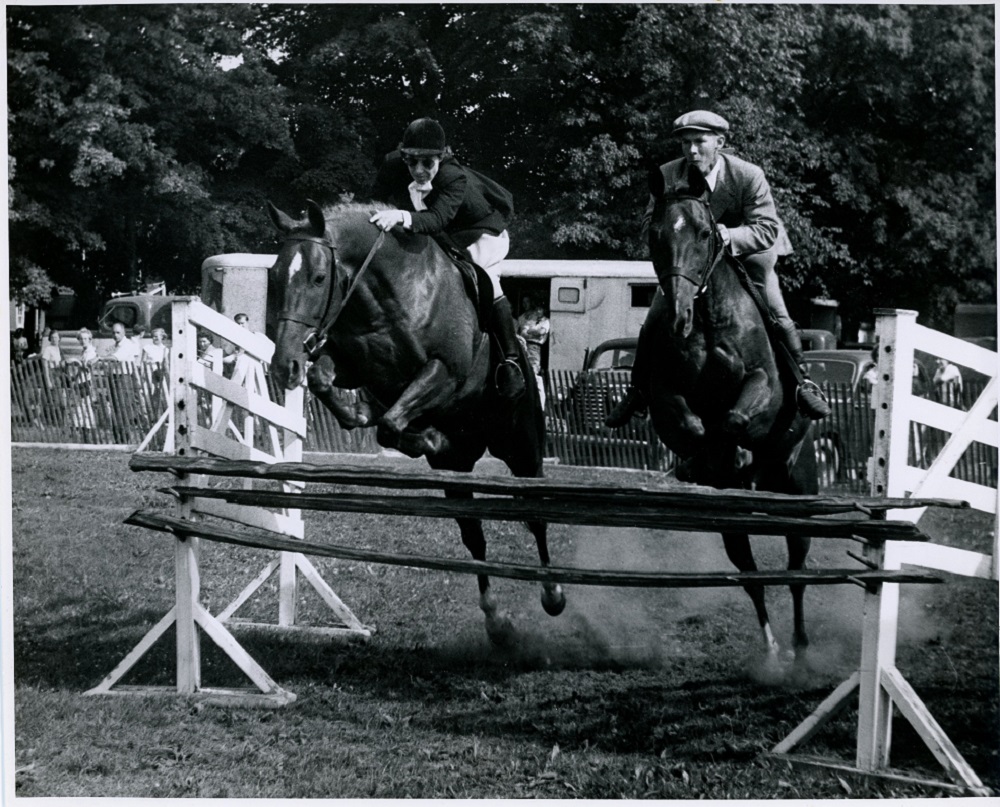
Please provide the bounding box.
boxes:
[7,4,995,333]
[7,5,295,317]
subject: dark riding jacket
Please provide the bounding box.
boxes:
[371,151,508,249]
[642,152,792,257]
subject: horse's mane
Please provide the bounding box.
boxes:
[321,200,391,220]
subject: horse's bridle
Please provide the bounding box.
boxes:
[653,194,725,298]
[277,230,385,359]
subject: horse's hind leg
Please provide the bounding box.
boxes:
[721,532,782,660]
[496,415,566,618]
[786,535,811,654]
[444,490,515,646]
[525,518,566,616]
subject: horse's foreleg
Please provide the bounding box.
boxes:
[649,392,705,458]
[721,532,781,660]
[525,518,566,616]
[724,365,774,438]
[306,356,373,428]
[445,491,514,646]
[377,359,456,448]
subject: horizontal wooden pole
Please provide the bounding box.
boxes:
[124,510,942,589]
[164,486,931,542]
[130,454,968,514]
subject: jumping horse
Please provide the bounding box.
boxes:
[266,200,566,643]
[640,165,816,665]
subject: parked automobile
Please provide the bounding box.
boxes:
[802,350,876,488]
[546,338,670,470]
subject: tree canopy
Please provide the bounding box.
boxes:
[7,3,995,333]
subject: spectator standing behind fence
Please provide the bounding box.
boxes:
[142,328,168,367]
[196,332,224,426]
[12,328,28,364]
[222,313,261,386]
[67,327,98,441]
[107,322,140,363]
[76,327,98,364]
[40,330,64,364]
[516,295,550,407]
[933,358,964,408]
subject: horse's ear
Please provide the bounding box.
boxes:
[648,163,666,199]
[685,164,709,198]
[267,201,296,234]
[306,199,326,235]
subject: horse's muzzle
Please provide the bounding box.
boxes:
[272,321,309,390]
[278,355,306,390]
[667,275,695,338]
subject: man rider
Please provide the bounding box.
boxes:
[370,118,525,399]
[606,109,831,426]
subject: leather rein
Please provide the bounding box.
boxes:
[277,230,386,359]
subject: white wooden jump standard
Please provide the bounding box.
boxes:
[86,299,370,707]
[772,308,997,795]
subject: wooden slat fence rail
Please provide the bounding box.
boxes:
[128,454,964,514]
[14,359,993,495]
[125,509,941,589]
[10,357,169,447]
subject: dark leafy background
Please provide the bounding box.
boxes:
[8,4,995,335]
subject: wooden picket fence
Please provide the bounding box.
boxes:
[9,357,168,447]
[12,358,994,494]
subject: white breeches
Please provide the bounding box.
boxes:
[466,230,510,299]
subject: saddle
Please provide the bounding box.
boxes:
[434,237,495,332]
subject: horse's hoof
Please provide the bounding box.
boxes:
[724,411,750,434]
[485,612,517,647]
[541,585,566,617]
[751,651,791,684]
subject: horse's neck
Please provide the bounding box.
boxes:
[702,257,761,327]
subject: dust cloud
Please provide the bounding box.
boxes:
[426,523,951,688]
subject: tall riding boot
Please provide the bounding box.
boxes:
[605,327,651,428]
[776,320,831,420]
[491,296,526,399]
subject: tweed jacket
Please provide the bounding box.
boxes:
[371,151,508,249]
[642,152,791,256]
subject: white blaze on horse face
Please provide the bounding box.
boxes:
[286,252,303,282]
[673,213,687,233]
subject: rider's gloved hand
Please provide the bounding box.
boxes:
[717,224,732,248]
[370,210,408,231]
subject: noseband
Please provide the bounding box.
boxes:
[653,195,724,298]
[277,229,385,359]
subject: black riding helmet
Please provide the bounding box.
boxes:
[399,118,447,156]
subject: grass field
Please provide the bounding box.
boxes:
[8,447,999,799]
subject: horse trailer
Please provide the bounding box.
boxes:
[199,253,658,374]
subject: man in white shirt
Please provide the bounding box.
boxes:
[108,322,140,363]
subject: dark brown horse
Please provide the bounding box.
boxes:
[641,165,815,665]
[266,200,565,643]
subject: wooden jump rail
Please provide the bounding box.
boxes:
[124,509,942,589]
[129,454,966,516]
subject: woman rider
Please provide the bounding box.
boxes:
[369,118,525,399]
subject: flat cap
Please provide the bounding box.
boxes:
[672,110,730,136]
